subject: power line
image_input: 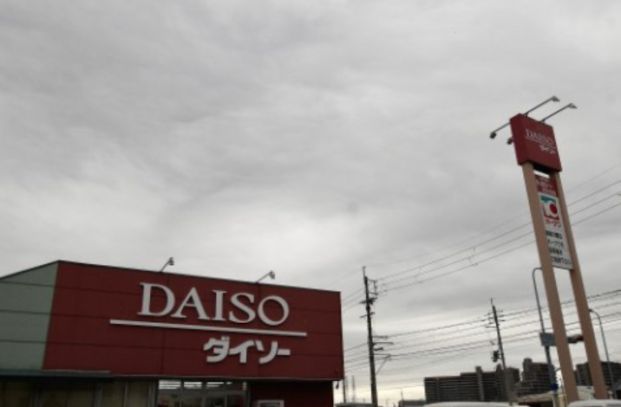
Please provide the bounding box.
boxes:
[376,179,620,284]
[338,184,620,307]
[345,291,621,376]
[344,290,621,378]
[377,200,620,294]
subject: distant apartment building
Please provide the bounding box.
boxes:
[575,361,621,397]
[424,365,519,402]
[515,358,555,396]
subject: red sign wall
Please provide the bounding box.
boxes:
[43,262,343,380]
[510,113,562,172]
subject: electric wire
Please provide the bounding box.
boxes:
[340,185,620,310]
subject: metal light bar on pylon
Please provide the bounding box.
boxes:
[489,96,560,140]
[541,103,577,123]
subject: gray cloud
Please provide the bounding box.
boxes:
[1,0,621,402]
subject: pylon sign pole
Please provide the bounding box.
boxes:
[509,114,607,401]
[521,160,580,403]
[554,171,608,399]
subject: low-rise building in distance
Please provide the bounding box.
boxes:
[424,365,519,403]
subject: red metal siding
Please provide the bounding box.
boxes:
[43,262,343,380]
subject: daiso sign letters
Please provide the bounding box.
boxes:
[137,283,290,326]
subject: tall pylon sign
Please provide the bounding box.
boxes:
[491,98,607,402]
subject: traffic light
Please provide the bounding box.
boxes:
[567,334,584,344]
[492,350,500,362]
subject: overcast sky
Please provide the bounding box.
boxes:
[1,0,621,404]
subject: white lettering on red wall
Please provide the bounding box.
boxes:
[109,282,305,365]
[136,283,290,326]
[525,128,557,155]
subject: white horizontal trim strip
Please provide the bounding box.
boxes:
[109,319,308,338]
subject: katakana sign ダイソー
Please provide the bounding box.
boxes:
[203,336,290,364]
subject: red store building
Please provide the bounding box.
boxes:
[0,261,344,406]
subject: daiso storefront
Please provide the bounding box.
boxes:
[0,261,343,407]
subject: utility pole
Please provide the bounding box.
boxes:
[532,267,559,407]
[363,266,379,407]
[490,298,513,404]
